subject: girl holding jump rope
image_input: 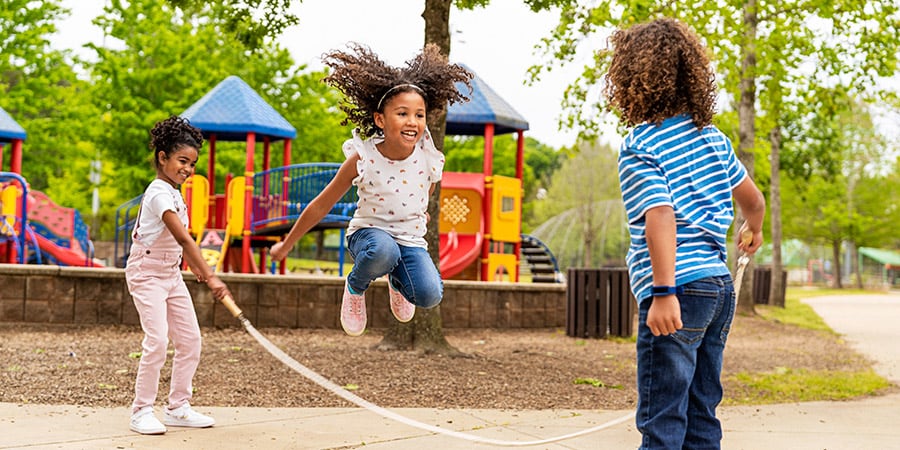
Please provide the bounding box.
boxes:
[126,115,232,435]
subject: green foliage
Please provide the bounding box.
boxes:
[0,0,102,197]
[528,141,627,269]
[531,0,900,282]
[84,0,347,237]
[167,0,298,49]
[780,95,899,251]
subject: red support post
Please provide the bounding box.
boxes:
[207,134,217,228]
[10,139,23,174]
[481,124,495,281]
[242,133,256,273]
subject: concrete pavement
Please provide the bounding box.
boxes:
[2,292,899,449]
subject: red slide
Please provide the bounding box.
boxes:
[439,230,483,279]
[438,171,486,279]
[32,231,103,267]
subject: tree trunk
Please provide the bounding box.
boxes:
[315,230,325,260]
[851,242,863,289]
[831,239,843,289]
[378,0,461,355]
[768,126,785,307]
[735,0,758,315]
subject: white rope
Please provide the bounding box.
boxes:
[238,317,635,447]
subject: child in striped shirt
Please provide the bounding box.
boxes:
[604,18,766,449]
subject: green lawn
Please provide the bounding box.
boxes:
[728,286,893,405]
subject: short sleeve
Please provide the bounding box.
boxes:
[723,138,748,188]
[420,127,444,183]
[145,189,177,220]
[617,145,672,224]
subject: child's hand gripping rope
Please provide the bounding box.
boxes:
[733,229,754,304]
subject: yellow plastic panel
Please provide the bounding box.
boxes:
[490,175,521,243]
[487,253,518,282]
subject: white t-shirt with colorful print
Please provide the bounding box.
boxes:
[342,128,444,249]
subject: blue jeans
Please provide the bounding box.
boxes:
[346,228,443,309]
[635,276,735,450]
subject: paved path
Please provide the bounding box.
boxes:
[2,292,899,449]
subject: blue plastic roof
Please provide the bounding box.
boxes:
[181,76,296,141]
[446,64,529,136]
[0,106,26,142]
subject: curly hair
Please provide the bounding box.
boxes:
[322,43,473,137]
[149,115,204,168]
[603,18,718,128]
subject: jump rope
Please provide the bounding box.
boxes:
[226,237,753,447]
[217,293,635,446]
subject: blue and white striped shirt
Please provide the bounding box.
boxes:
[617,115,748,304]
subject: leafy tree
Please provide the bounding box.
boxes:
[530,0,900,309]
[88,0,347,237]
[168,0,298,49]
[0,0,102,213]
[530,140,626,270]
[782,93,899,288]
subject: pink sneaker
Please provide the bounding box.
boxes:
[388,277,415,323]
[340,280,367,336]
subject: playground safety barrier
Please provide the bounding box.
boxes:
[566,267,636,338]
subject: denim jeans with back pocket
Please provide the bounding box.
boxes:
[635,275,735,450]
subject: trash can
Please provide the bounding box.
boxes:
[566,268,636,338]
[753,266,787,307]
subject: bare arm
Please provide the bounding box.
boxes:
[270,155,359,262]
[162,210,230,300]
[733,176,766,254]
[644,205,682,336]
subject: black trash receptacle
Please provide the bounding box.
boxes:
[566,268,636,338]
[753,266,787,307]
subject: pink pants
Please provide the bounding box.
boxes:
[125,244,201,413]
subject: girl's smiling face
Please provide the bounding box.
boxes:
[374,91,426,159]
[157,145,198,187]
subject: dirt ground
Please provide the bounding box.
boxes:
[0,313,882,410]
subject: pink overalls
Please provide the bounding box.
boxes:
[125,232,202,413]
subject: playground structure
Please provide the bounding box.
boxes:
[437,64,526,282]
[0,106,100,267]
[113,76,356,274]
[112,72,561,282]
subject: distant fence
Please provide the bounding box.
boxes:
[566,268,636,338]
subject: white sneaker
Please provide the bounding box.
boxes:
[163,403,215,428]
[388,276,415,323]
[130,406,166,435]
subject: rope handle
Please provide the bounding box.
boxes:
[220,294,243,318]
[740,229,753,247]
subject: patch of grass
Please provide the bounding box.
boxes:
[573,377,624,389]
[284,257,353,275]
[755,287,876,333]
[733,287,892,405]
[724,368,890,405]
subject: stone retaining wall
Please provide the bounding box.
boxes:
[0,265,566,329]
